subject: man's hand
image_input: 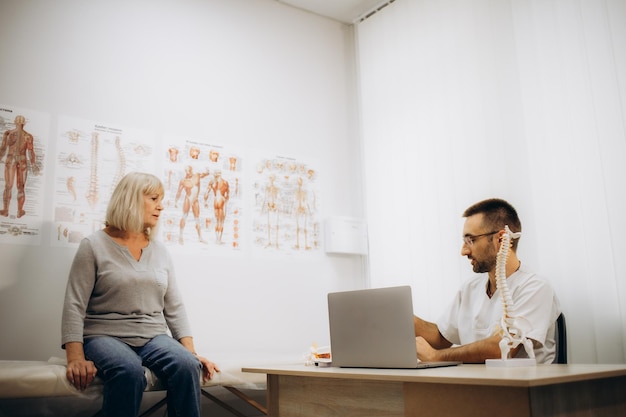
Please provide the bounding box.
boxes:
[416,336,439,362]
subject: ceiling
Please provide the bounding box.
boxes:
[277,0,388,24]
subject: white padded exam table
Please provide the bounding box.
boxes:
[0,357,267,417]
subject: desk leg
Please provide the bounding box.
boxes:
[267,375,279,417]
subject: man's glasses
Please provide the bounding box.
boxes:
[463,231,499,246]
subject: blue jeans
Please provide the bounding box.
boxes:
[84,334,202,417]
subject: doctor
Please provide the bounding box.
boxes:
[413,198,561,364]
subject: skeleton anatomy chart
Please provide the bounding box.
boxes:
[0,105,49,245]
[161,137,243,255]
[52,116,155,246]
[251,154,320,256]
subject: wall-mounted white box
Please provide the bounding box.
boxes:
[324,216,368,255]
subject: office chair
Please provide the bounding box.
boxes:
[554,312,567,364]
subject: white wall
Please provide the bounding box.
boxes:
[356,0,626,364]
[0,0,366,363]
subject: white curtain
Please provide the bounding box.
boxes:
[356,0,626,364]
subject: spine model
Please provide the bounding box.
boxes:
[495,225,535,360]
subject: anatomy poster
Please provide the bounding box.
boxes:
[251,153,320,256]
[161,137,244,255]
[0,105,49,245]
[52,115,155,246]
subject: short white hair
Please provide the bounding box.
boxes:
[105,172,164,239]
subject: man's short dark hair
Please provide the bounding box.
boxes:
[463,198,522,250]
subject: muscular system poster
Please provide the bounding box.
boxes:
[0,105,49,245]
[162,137,244,256]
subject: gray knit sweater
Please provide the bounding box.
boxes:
[61,230,192,348]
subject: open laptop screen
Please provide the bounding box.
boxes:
[328,286,421,368]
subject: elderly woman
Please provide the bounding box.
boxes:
[61,172,219,417]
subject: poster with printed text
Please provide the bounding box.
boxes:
[162,137,244,256]
[251,153,321,257]
[0,105,50,245]
[51,115,156,247]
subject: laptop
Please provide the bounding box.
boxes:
[327,285,461,369]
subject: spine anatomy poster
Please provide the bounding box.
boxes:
[52,116,155,246]
[0,105,49,245]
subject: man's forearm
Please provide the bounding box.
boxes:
[432,334,519,363]
[413,316,451,349]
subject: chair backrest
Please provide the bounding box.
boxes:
[554,312,567,364]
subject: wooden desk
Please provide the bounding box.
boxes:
[242,363,626,417]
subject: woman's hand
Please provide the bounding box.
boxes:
[65,341,98,391]
[179,337,220,382]
[66,358,98,391]
[196,354,220,382]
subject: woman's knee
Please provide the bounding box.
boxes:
[108,362,147,390]
[176,354,201,376]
